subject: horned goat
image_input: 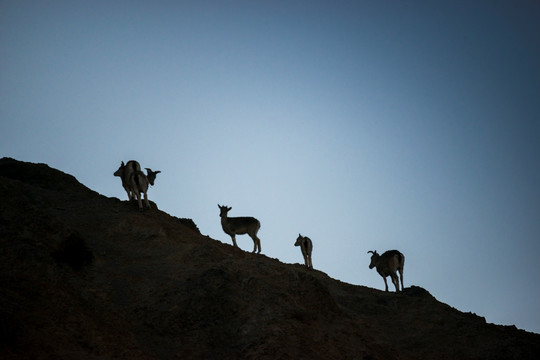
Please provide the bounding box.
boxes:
[130,170,151,210]
[113,160,140,200]
[218,205,261,253]
[295,234,313,269]
[145,168,161,186]
[368,250,405,292]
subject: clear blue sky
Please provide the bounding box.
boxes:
[1,1,539,334]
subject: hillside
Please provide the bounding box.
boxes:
[1,157,539,359]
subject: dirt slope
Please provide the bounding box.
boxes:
[1,158,538,359]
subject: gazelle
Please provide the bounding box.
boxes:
[113,160,140,200]
[218,205,261,253]
[295,234,313,269]
[130,170,151,211]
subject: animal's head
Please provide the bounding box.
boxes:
[367,250,379,269]
[295,234,304,247]
[218,204,232,218]
[113,161,125,177]
[145,168,161,186]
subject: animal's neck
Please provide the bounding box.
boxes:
[220,216,232,232]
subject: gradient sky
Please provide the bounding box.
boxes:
[1,1,539,334]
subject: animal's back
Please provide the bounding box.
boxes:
[227,216,260,234]
[383,250,404,266]
[302,237,313,251]
[126,160,141,172]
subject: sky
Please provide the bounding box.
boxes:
[1,0,539,334]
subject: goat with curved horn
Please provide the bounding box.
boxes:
[367,249,405,292]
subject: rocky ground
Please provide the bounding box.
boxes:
[1,157,539,359]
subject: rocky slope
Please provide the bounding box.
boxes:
[1,157,538,359]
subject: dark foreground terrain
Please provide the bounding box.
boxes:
[1,158,539,359]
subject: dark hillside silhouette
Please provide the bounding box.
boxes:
[1,157,539,359]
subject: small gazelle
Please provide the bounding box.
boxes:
[218,205,262,253]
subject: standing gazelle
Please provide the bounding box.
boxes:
[295,234,313,269]
[218,205,261,253]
